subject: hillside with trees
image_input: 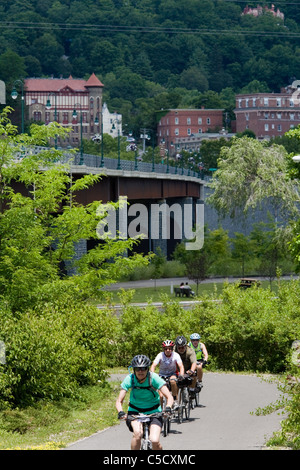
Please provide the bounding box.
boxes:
[1,1,300,135]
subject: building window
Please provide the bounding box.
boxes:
[198,117,202,124]
[206,118,210,125]
[291,114,295,120]
[33,111,42,121]
[246,99,249,107]
[277,98,281,107]
[175,128,179,135]
[277,113,281,119]
[265,124,269,131]
[252,98,256,107]
[175,117,179,124]
[187,128,191,135]
[198,128,202,133]
[278,124,282,131]
[290,99,294,107]
[264,98,269,106]
[187,117,191,124]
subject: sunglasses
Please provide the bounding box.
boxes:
[134,367,148,371]
[164,347,173,350]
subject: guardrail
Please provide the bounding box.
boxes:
[29,146,202,179]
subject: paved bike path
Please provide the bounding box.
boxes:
[66,372,284,451]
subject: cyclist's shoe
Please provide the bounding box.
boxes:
[172,401,179,410]
[189,388,196,398]
[195,381,203,392]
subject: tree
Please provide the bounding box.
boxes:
[0,107,148,312]
[231,232,254,277]
[207,137,299,222]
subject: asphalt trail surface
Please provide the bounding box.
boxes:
[66,372,284,451]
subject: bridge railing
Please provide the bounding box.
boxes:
[29,147,201,179]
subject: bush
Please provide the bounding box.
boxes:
[111,281,300,373]
[0,297,120,409]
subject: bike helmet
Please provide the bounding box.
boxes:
[130,354,151,369]
[162,339,175,348]
[190,333,201,340]
[175,335,187,346]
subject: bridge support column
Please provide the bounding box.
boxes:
[65,239,87,276]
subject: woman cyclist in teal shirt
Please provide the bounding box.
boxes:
[116,354,173,450]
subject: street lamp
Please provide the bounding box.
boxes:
[11,79,24,134]
[72,104,84,165]
[111,115,121,170]
[46,92,58,149]
[100,110,104,167]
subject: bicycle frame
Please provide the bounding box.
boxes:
[128,413,164,450]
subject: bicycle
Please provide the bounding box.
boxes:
[160,376,172,437]
[127,412,165,450]
[191,360,210,408]
[176,375,193,423]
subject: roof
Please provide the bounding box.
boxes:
[85,73,104,87]
[24,73,104,93]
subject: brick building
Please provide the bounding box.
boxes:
[235,85,300,139]
[157,108,224,156]
[24,73,104,148]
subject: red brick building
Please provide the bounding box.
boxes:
[24,73,104,147]
[157,108,224,156]
[235,85,300,139]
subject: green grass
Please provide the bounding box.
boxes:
[105,279,285,304]
[0,369,128,450]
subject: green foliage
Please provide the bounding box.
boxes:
[0,108,148,407]
[112,281,300,375]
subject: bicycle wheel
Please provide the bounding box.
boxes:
[184,399,191,420]
[195,390,200,407]
[177,389,183,424]
[163,415,168,437]
[141,424,152,450]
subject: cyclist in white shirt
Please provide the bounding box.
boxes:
[150,340,184,407]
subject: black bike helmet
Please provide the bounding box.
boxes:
[130,354,151,369]
[175,335,187,347]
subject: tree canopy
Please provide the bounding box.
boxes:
[1,1,300,136]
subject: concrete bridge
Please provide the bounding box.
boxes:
[65,151,205,258]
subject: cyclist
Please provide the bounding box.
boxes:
[116,354,173,450]
[174,335,197,391]
[150,339,185,407]
[188,333,209,389]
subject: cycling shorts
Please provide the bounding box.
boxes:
[126,411,163,432]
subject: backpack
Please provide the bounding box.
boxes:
[130,371,157,399]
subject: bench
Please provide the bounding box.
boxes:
[174,287,195,297]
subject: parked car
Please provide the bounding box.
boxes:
[238,278,261,288]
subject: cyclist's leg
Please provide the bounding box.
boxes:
[149,423,162,450]
[169,374,178,400]
[130,419,143,450]
[196,363,204,381]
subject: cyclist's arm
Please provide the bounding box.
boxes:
[177,361,184,376]
[116,388,127,414]
[150,361,159,373]
[201,343,209,361]
[160,384,174,409]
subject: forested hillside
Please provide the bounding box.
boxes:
[1,0,300,133]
